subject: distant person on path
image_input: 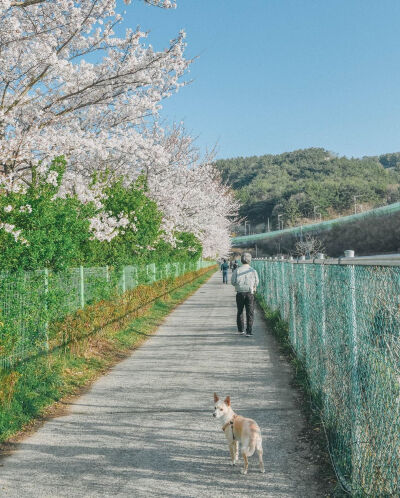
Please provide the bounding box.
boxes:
[220,259,229,284]
[231,253,259,336]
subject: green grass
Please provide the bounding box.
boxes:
[0,267,216,443]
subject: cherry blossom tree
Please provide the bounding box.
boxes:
[0,0,189,179]
[139,124,238,258]
[0,0,237,258]
[0,0,190,243]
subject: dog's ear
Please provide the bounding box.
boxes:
[213,392,219,402]
[224,396,231,406]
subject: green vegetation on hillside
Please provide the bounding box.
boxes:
[215,148,400,228]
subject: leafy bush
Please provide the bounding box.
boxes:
[0,159,203,271]
[0,157,93,271]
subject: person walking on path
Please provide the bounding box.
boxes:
[231,252,259,336]
[220,259,229,284]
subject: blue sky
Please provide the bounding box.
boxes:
[125,0,400,160]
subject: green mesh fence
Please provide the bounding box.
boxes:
[0,259,213,370]
[253,259,400,496]
[233,201,400,246]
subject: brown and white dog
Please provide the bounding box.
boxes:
[213,393,264,475]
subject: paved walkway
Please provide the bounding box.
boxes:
[0,272,325,497]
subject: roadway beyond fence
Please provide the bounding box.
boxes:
[0,272,327,497]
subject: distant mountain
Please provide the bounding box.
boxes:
[214,148,400,230]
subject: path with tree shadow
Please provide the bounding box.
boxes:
[0,271,329,497]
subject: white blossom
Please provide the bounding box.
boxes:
[0,222,29,244]
[46,171,59,187]
[19,204,32,213]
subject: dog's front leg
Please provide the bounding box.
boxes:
[229,442,237,466]
[234,441,239,463]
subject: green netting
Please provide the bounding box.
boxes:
[253,260,400,496]
[0,259,213,370]
[233,201,400,246]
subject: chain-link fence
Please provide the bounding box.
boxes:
[253,259,400,496]
[0,259,213,370]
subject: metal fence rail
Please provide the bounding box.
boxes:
[232,201,400,246]
[0,259,213,370]
[253,258,400,496]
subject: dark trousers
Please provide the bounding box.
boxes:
[236,292,255,333]
[222,271,228,283]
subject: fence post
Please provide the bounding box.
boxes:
[44,268,49,350]
[79,265,85,309]
[122,266,126,293]
[318,264,327,347]
[347,264,361,489]
[302,264,309,363]
[280,262,288,319]
[317,263,328,412]
[268,262,273,307]
[279,262,284,316]
[289,262,297,350]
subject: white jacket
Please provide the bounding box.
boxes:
[231,264,259,294]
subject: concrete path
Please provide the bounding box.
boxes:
[0,272,326,497]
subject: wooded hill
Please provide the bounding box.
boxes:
[215,148,400,230]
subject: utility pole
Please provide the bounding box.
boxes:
[353,196,360,214]
[267,217,270,232]
[277,214,282,230]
